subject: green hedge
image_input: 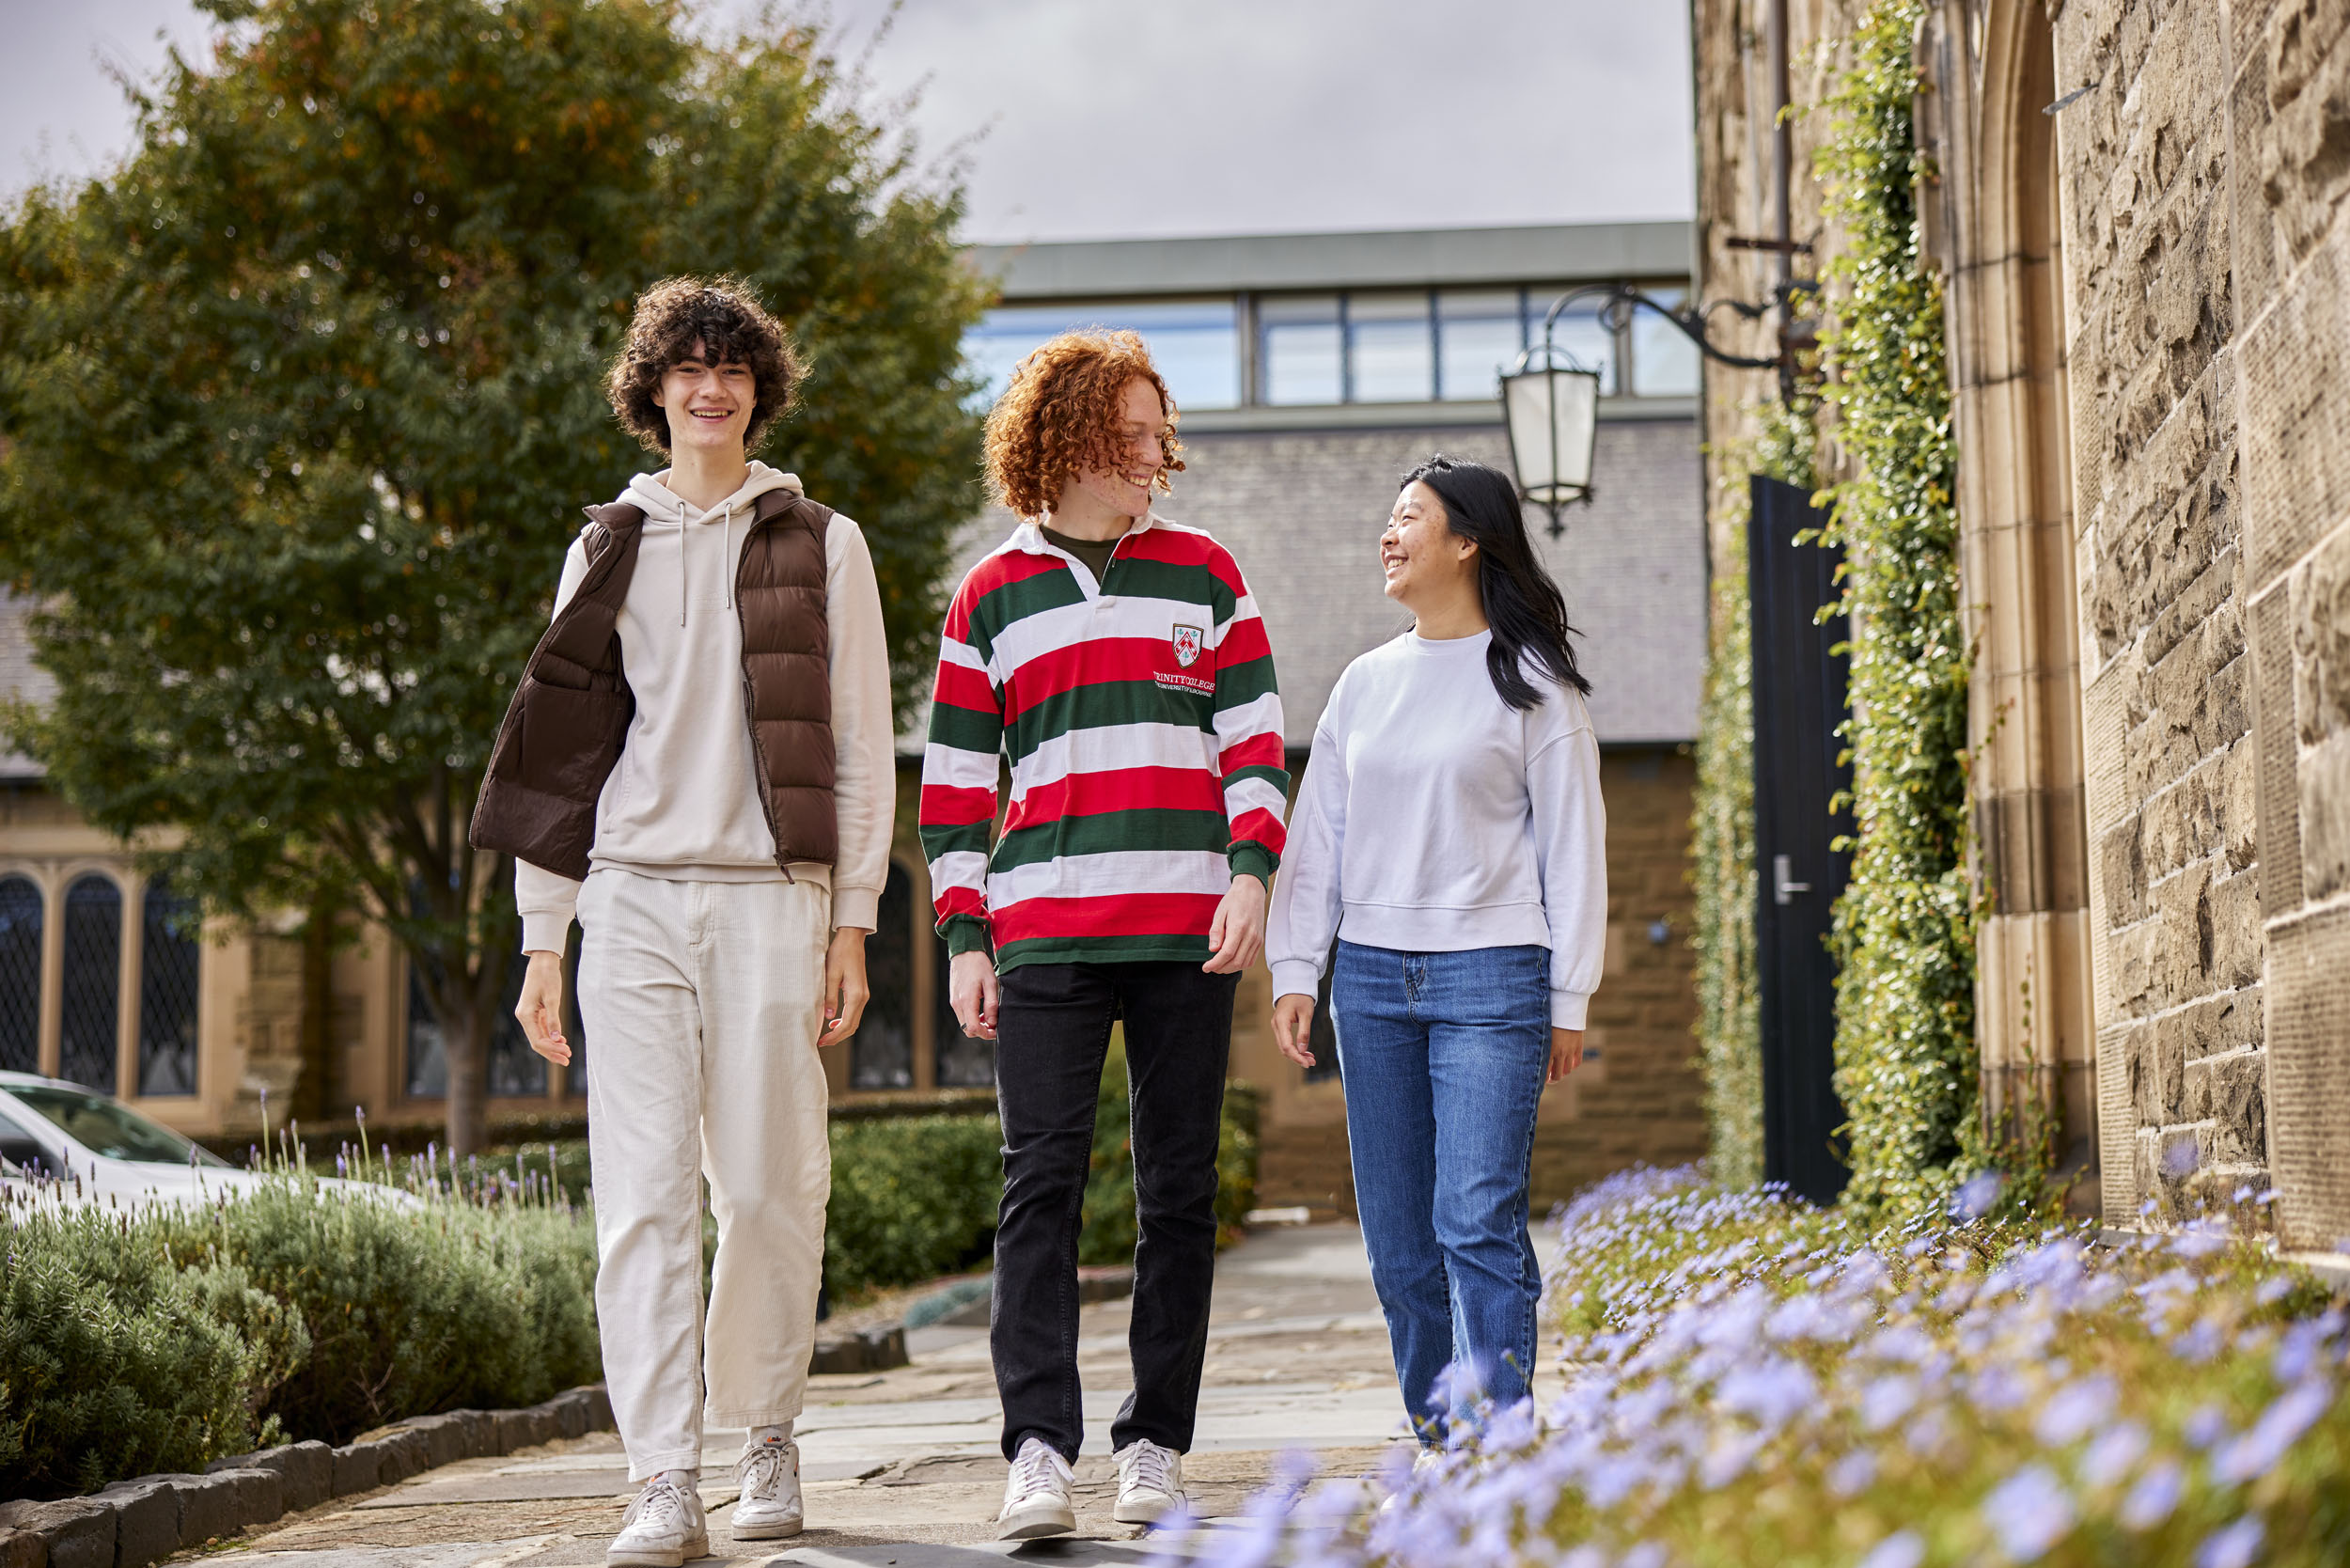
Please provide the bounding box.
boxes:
[1815,0,1982,1219]
[0,1178,598,1499]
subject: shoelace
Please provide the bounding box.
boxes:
[737,1443,791,1498]
[1010,1442,1066,1500]
[1123,1442,1177,1496]
[621,1477,690,1532]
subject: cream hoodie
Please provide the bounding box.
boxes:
[515,462,894,952]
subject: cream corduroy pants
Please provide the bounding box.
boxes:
[577,868,832,1479]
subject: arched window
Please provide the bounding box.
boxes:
[137,878,201,1097]
[851,863,916,1090]
[0,876,41,1074]
[59,874,121,1091]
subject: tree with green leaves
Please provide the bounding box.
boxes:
[0,0,987,1152]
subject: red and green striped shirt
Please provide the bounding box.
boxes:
[919,514,1288,970]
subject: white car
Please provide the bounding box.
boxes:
[0,1071,415,1210]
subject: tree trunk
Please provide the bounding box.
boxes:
[442,990,491,1157]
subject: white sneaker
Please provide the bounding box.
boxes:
[728,1437,804,1540]
[1113,1438,1186,1525]
[996,1436,1076,1540]
[607,1475,709,1567]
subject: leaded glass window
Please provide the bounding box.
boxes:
[851,863,916,1090]
[137,879,200,1096]
[0,877,40,1074]
[59,874,120,1091]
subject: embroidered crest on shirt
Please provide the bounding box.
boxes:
[1171,624,1204,667]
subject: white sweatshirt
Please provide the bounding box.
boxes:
[1265,628,1606,1029]
[515,463,895,952]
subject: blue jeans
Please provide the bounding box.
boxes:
[1332,940,1550,1438]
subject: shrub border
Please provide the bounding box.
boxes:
[0,1386,614,1568]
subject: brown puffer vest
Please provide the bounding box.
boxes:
[469,487,837,881]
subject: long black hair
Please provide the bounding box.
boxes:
[1401,453,1590,711]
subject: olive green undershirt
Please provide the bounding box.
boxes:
[1041,525,1122,589]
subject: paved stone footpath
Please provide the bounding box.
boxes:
[186,1224,1454,1566]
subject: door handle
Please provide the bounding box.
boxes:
[1773,854,1811,906]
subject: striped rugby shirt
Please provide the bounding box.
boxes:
[918,513,1289,970]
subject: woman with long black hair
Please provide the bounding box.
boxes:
[1265,453,1605,1444]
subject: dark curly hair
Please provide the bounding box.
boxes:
[606,276,807,455]
[983,329,1184,518]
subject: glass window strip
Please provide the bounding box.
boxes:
[59,874,120,1092]
[136,879,200,1097]
[0,876,40,1074]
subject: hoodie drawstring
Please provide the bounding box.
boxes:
[678,500,739,626]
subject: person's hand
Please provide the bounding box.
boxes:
[1203,873,1268,974]
[1272,993,1317,1068]
[949,949,999,1040]
[515,950,571,1066]
[1547,1027,1585,1084]
[819,927,870,1048]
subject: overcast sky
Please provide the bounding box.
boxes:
[5,0,1694,243]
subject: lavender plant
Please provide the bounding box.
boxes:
[1226,1168,2348,1568]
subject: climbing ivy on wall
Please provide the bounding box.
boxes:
[1691,400,1818,1190]
[1815,0,1981,1218]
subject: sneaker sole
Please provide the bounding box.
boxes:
[997,1503,1076,1540]
[729,1514,805,1541]
[604,1532,709,1567]
[1114,1493,1183,1525]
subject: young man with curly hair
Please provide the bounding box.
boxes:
[473,276,894,1566]
[919,330,1288,1538]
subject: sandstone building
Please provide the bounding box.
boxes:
[1694,0,2350,1247]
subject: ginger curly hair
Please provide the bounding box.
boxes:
[607,275,808,455]
[983,329,1185,518]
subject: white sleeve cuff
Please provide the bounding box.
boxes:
[832,885,881,932]
[521,911,574,957]
[1270,959,1324,1003]
[1552,989,1591,1030]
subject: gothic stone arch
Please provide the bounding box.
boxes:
[1920,0,2098,1202]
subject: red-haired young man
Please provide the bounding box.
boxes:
[918,330,1288,1539]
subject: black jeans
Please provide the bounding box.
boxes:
[991,961,1238,1462]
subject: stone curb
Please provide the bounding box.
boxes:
[0,1383,615,1568]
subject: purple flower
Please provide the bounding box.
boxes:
[1861,1373,1920,1432]
[2213,1382,2329,1484]
[1969,1363,2031,1414]
[1983,1463,2076,1561]
[1856,1531,1926,1568]
[2183,1403,2230,1450]
[1828,1448,1877,1499]
[1716,1356,1816,1430]
[2033,1375,2116,1447]
[2195,1517,2264,1568]
[2119,1460,2184,1529]
[1953,1170,2004,1219]
[2076,1421,2148,1489]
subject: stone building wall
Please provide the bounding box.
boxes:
[2042,0,2267,1219]
[1697,0,2350,1243]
